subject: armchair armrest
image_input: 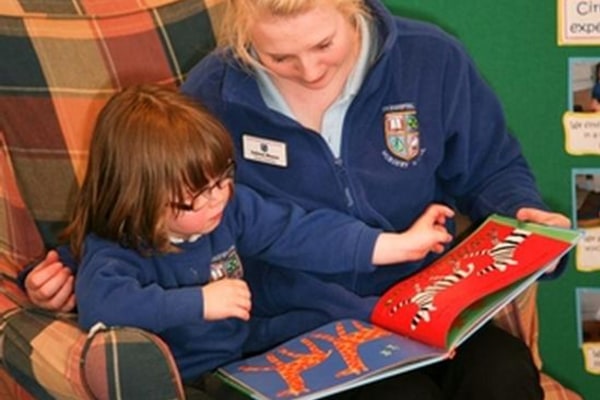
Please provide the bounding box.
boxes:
[0,259,184,400]
[3,306,185,400]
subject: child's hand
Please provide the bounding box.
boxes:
[25,250,76,312]
[202,278,252,321]
[406,203,455,257]
[372,204,454,265]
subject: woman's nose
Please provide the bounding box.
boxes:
[296,55,323,83]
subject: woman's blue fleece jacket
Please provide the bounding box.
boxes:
[181,0,557,297]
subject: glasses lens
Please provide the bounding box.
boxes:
[171,161,235,212]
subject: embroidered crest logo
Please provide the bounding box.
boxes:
[384,105,420,162]
[210,246,243,281]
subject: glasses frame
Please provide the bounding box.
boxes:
[170,161,235,212]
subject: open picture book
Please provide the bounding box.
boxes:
[217,214,582,400]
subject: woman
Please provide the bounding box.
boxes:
[25,1,569,398]
[180,1,568,398]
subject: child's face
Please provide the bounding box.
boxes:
[166,167,234,239]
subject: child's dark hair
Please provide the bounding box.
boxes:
[63,84,234,260]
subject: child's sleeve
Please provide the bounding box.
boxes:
[230,185,382,275]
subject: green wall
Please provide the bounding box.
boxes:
[381,0,599,398]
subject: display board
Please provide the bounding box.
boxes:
[382,0,599,397]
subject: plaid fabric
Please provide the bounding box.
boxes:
[493,284,543,368]
[0,136,45,267]
[4,308,184,400]
[0,368,34,400]
[83,326,184,399]
[0,0,224,398]
[541,375,583,400]
[493,285,583,400]
[0,0,225,263]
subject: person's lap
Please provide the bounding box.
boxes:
[430,322,543,400]
[186,324,541,400]
[184,373,249,400]
[240,266,543,399]
[332,323,542,400]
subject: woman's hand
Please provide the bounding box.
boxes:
[516,207,572,274]
[25,250,76,312]
[516,207,571,229]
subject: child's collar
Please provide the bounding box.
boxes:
[169,233,203,244]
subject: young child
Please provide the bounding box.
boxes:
[64,84,453,386]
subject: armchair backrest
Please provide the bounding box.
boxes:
[0,3,226,398]
[0,0,225,265]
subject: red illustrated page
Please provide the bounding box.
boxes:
[371,220,572,348]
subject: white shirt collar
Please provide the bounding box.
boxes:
[169,233,203,244]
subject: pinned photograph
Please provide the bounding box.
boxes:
[563,58,600,155]
[572,169,600,272]
[576,288,600,374]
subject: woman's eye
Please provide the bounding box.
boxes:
[317,41,332,50]
[272,56,288,63]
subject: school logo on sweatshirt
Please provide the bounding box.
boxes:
[383,104,421,162]
[210,246,243,281]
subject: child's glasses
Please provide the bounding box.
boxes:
[171,161,235,212]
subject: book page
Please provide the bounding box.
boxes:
[371,215,581,348]
[218,319,446,400]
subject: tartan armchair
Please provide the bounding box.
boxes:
[0,1,224,398]
[0,0,582,399]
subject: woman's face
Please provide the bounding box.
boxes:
[250,4,359,90]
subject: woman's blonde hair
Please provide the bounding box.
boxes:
[220,0,371,67]
[63,84,233,260]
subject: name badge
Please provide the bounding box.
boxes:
[242,134,288,167]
